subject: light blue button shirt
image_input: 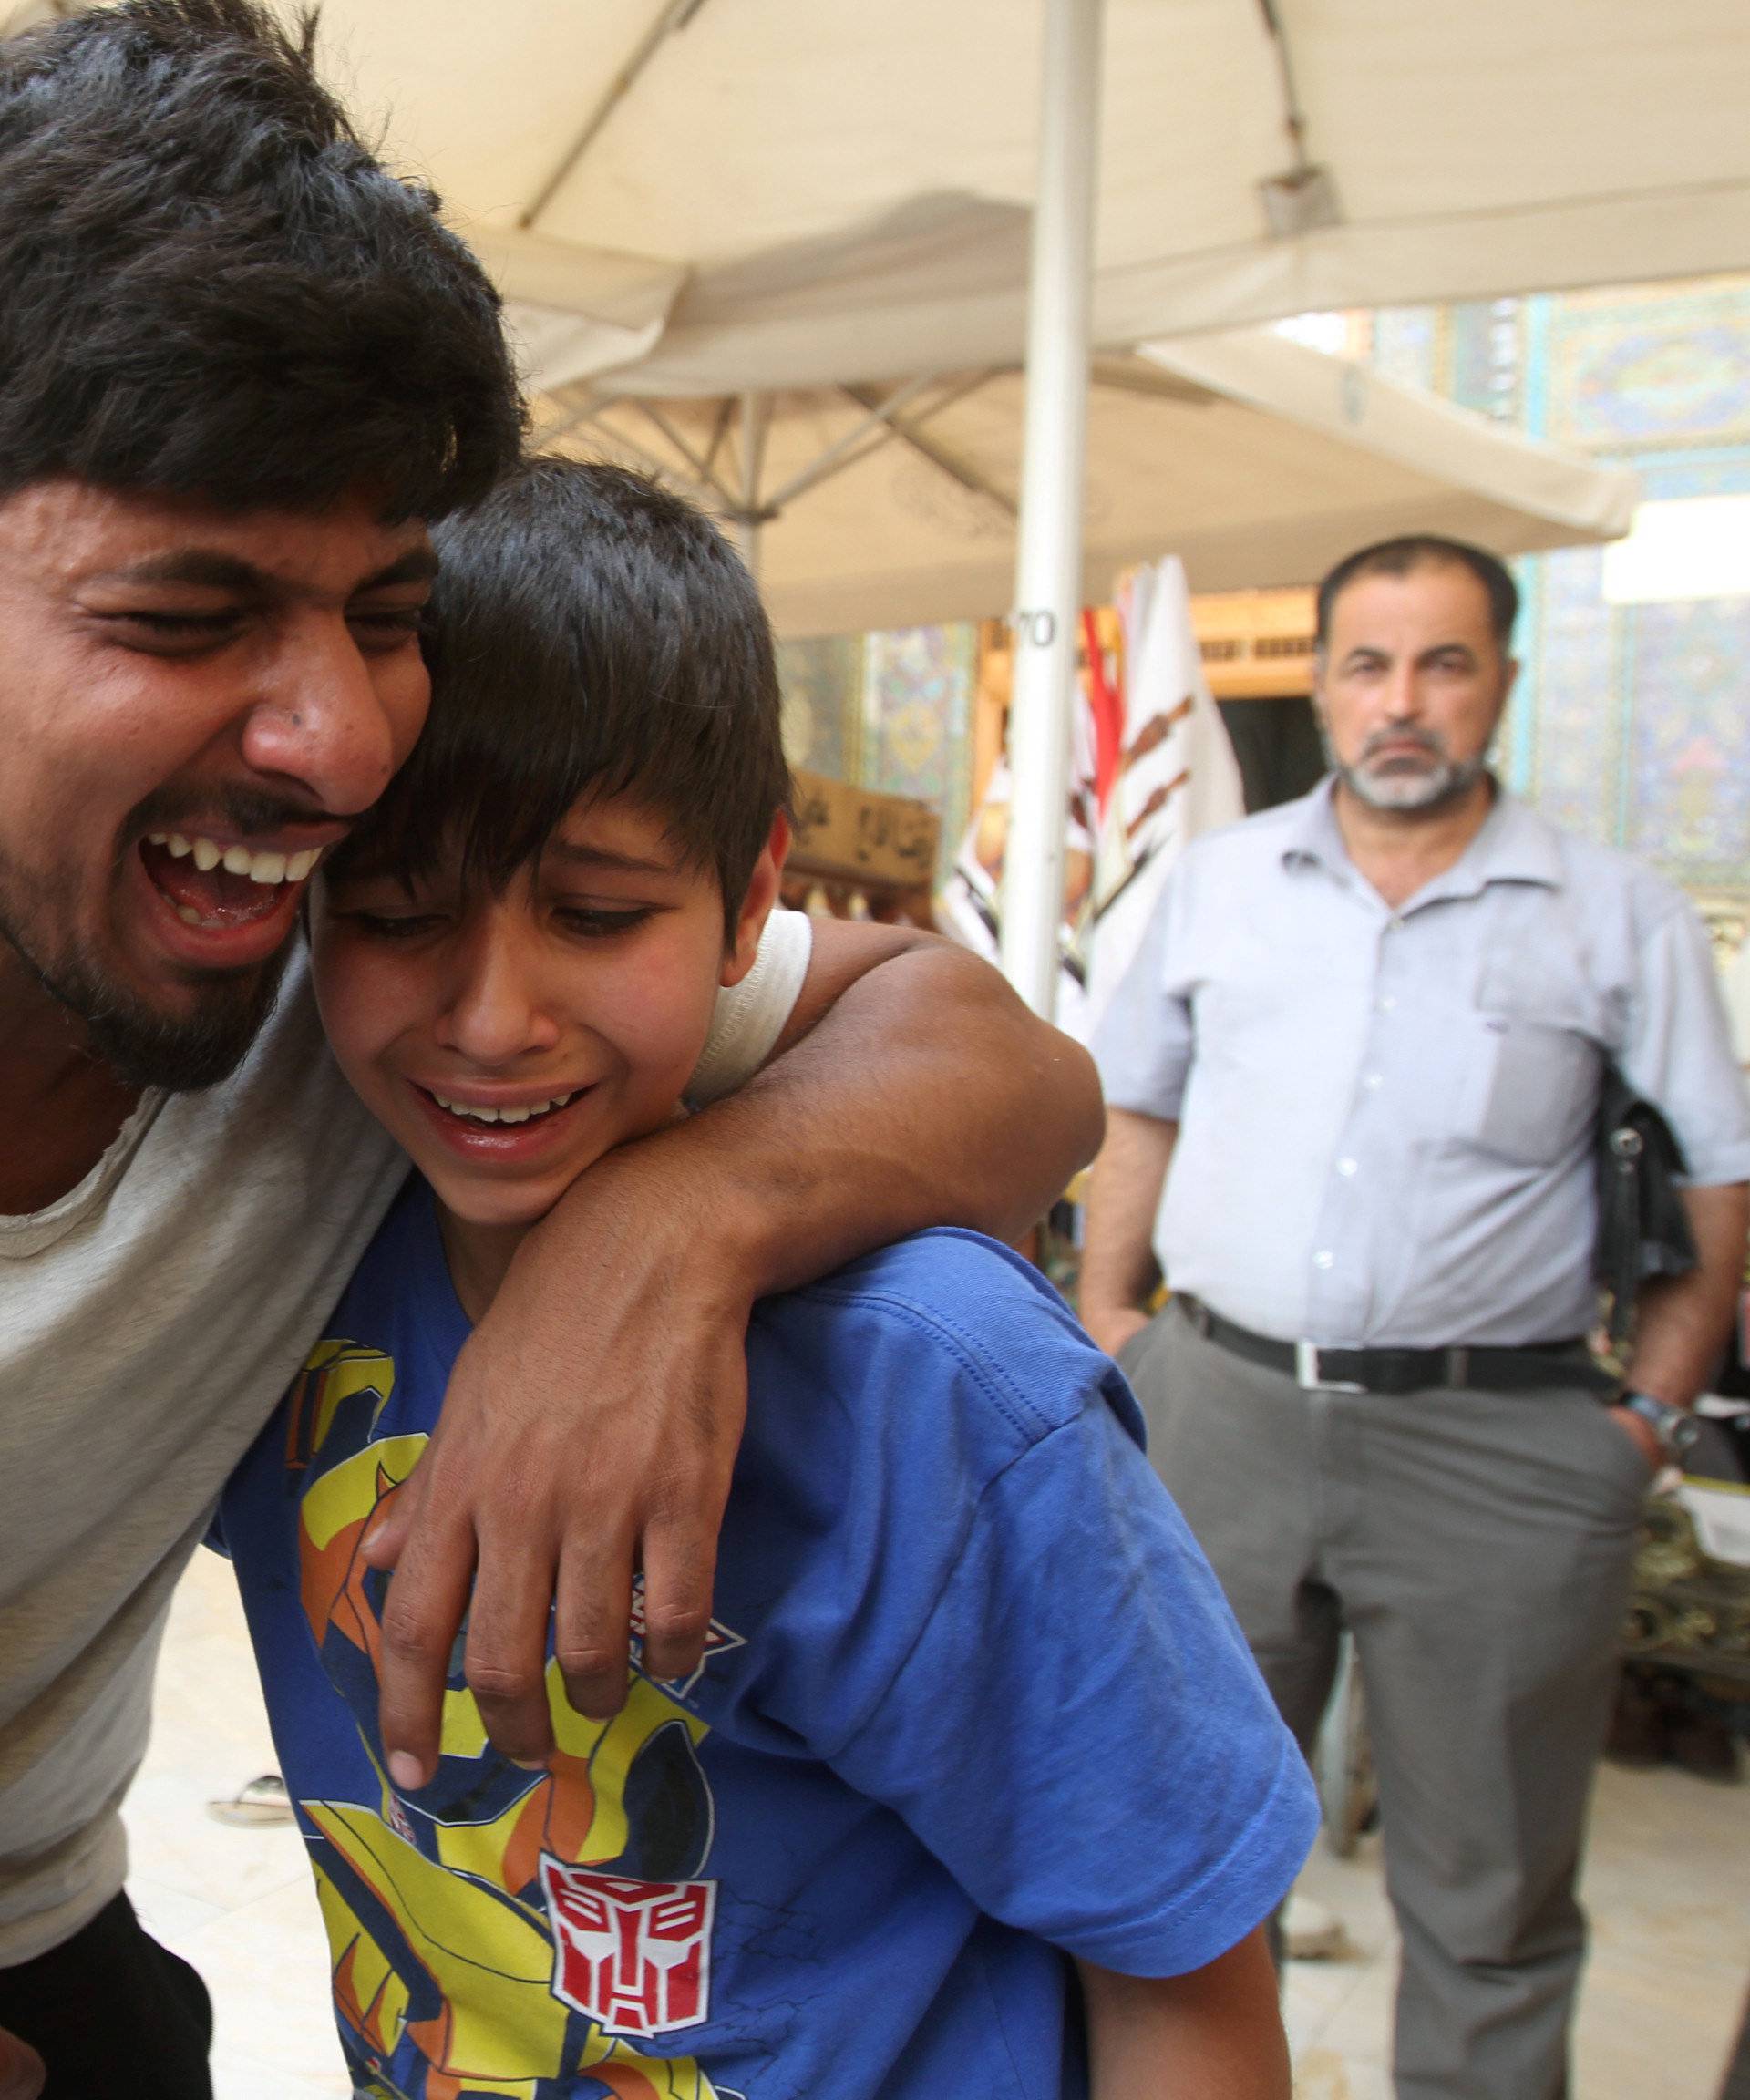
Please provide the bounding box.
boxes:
[1093,779,1750,1348]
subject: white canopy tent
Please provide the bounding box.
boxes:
[279,0,1749,1011]
[551,331,1639,639]
[287,0,1750,398]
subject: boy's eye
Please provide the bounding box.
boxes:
[342,910,447,941]
[556,904,659,939]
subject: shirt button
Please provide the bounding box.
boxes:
[1378,994,1397,1013]
[1337,1158,1358,1177]
[1387,915,1405,931]
[1364,1072,1384,1091]
[1313,1251,1335,1270]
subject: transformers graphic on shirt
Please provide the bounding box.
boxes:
[279,1337,746,2100]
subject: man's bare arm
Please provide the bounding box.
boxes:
[1613,1181,1750,1465]
[1078,1930,1290,2100]
[1079,1107,1177,1359]
[369,921,1103,1785]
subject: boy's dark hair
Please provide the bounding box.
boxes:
[331,458,791,936]
[0,0,521,517]
[1316,535,1519,651]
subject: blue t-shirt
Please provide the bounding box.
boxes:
[217,1177,1316,2100]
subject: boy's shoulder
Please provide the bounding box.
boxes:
[748,1227,1143,1480]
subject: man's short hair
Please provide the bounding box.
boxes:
[0,0,521,518]
[331,458,791,937]
[1315,535,1520,652]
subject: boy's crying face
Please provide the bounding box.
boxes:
[310,790,775,1235]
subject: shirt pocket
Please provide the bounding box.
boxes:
[1458,945,1606,1168]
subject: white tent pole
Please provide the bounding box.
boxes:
[998,0,1104,1019]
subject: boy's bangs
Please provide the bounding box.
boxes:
[330,457,789,926]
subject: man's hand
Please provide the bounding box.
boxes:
[1084,1303,1152,1361]
[0,2027,45,2100]
[1607,1404,1666,1477]
[1080,1108,1177,1359]
[365,921,1102,1786]
[363,1146,751,1786]
[1624,1181,1749,1415]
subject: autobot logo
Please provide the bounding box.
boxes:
[540,1859,716,2035]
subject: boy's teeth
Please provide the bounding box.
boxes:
[431,1088,577,1127]
[147,832,321,885]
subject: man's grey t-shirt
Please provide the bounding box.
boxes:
[0,911,811,1965]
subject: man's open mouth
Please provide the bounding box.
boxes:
[138,830,323,930]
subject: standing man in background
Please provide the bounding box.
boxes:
[1081,533,1750,2100]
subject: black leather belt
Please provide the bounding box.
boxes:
[1177,1296,1615,1397]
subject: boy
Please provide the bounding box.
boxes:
[217,459,1317,2098]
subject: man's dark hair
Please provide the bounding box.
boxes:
[0,0,521,516]
[1315,535,1520,652]
[330,458,791,936]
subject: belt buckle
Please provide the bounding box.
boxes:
[1296,1341,1365,1394]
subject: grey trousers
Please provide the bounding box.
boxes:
[1122,1303,1645,2100]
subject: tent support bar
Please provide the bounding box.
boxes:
[1254,0,1316,173]
[519,0,714,230]
[734,391,771,576]
[841,383,1018,519]
[558,406,718,507]
[998,0,1105,1018]
[701,398,737,481]
[633,401,739,508]
[760,374,944,511]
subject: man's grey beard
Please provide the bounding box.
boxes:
[1334,727,1490,815]
[1,908,292,1092]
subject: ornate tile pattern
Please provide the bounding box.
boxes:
[776,623,978,889]
[1370,275,1750,901]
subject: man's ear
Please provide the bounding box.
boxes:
[721,810,790,988]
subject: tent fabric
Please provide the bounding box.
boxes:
[301,0,1750,393]
[557,337,1637,638]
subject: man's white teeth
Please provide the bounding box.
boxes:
[146,833,320,884]
[431,1089,579,1127]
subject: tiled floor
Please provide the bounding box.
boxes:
[131,1551,1750,2099]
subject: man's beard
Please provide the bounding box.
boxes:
[4,921,291,1091]
[0,783,327,1091]
[1336,725,1489,814]
[0,857,293,1093]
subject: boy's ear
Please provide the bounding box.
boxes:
[721,810,790,989]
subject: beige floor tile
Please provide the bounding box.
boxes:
[1283,1756,1750,2099]
[161,1878,349,2096]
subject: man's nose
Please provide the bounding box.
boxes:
[236,616,415,817]
[1383,662,1424,721]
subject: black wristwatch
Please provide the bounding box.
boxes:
[1619,1391,1701,1463]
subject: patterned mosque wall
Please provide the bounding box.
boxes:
[779,273,1750,916]
[1372,275,1750,916]
[777,626,978,891]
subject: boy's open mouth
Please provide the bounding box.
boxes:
[424,1086,582,1128]
[410,1082,595,1155]
[138,830,322,932]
